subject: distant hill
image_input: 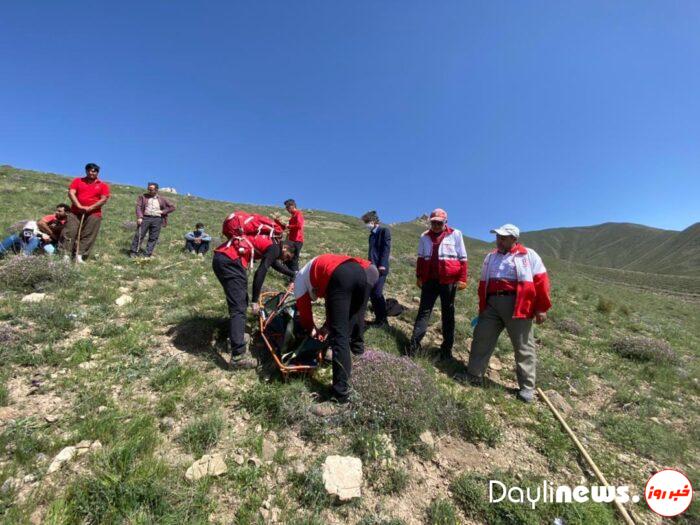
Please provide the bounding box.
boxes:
[521,222,700,277]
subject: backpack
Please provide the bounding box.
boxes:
[222,211,283,240]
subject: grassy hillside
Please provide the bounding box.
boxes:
[521,222,700,277]
[0,165,698,524]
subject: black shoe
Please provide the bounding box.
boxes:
[438,350,453,361]
[230,353,257,370]
[128,252,140,258]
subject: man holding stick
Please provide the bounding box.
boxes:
[59,163,110,263]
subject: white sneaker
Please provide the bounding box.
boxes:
[75,255,85,264]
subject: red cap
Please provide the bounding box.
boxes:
[429,208,447,222]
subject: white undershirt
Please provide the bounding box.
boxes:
[488,251,517,280]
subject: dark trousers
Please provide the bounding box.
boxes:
[369,273,388,323]
[130,216,163,256]
[186,239,210,254]
[285,241,303,273]
[325,261,369,401]
[410,279,457,355]
[59,212,102,258]
[212,253,249,356]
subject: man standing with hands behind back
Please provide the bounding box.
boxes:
[59,163,110,263]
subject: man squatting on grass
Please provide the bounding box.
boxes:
[59,163,110,263]
[274,199,304,274]
[465,224,552,403]
[212,213,296,368]
[129,182,176,258]
[409,208,468,360]
[361,210,392,327]
[293,254,379,405]
[184,223,212,255]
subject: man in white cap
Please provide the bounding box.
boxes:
[409,208,468,360]
[465,224,551,402]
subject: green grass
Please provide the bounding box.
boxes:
[177,413,224,457]
[0,165,698,523]
[426,498,459,525]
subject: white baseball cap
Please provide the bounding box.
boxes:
[490,223,520,238]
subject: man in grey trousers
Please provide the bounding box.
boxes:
[130,182,176,258]
[464,224,552,403]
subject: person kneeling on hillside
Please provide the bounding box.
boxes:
[212,215,296,369]
[464,224,551,403]
[0,204,69,258]
[185,223,212,256]
[293,254,379,410]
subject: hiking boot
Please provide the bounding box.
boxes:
[229,354,258,370]
[456,371,483,386]
[517,388,535,403]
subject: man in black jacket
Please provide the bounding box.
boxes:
[361,210,392,326]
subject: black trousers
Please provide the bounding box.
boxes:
[325,261,369,401]
[185,239,210,254]
[285,241,303,273]
[369,273,388,323]
[410,279,457,354]
[130,216,163,256]
[212,253,248,356]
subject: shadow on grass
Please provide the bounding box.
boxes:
[166,315,230,370]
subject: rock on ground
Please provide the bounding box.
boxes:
[115,294,133,307]
[21,293,46,303]
[185,454,228,481]
[322,455,363,501]
[543,389,572,416]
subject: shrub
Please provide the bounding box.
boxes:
[350,350,501,449]
[0,255,75,292]
[426,498,459,525]
[177,413,224,457]
[610,336,676,363]
[596,296,615,314]
[554,318,582,335]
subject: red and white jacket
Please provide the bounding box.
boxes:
[477,244,552,319]
[214,234,274,269]
[416,227,468,285]
[294,254,371,332]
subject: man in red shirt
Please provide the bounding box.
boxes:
[275,199,305,274]
[59,163,110,263]
[37,203,69,254]
[409,209,468,360]
[294,254,379,406]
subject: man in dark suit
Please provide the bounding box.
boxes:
[361,210,392,327]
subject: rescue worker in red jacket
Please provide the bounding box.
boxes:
[274,199,305,274]
[294,254,379,405]
[212,216,296,368]
[409,208,468,360]
[465,224,551,403]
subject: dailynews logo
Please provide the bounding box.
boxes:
[489,480,640,510]
[489,470,694,518]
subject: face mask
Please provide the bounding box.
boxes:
[365,222,375,231]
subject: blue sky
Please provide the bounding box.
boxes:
[1,1,698,239]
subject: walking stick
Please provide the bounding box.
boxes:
[75,213,85,258]
[537,388,636,525]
